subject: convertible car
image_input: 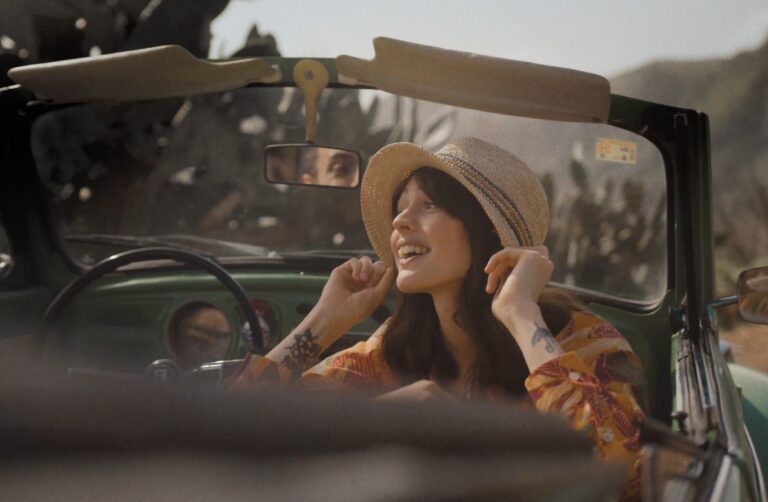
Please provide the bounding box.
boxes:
[0,38,766,501]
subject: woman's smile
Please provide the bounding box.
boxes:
[396,243,431,266]
[398,251,429,267]
[396,244,430,259]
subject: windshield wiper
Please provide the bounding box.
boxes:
[278,250,378,259]
[64,233,220,262]
[152,234,269,258]
[66,235,373,264]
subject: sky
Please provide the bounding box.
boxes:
[210,0,768,78]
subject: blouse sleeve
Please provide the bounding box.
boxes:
[299,331,394,392]
[524,312,645,500]
[231,324,392,392]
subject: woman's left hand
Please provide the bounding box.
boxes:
[485,246,554,329]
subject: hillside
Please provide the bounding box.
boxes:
[612,37,768,292]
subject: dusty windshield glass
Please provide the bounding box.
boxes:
[31,86,666,301]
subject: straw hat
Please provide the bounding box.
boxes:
[361,137,549,266]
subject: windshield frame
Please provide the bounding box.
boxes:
[15,65,679,311]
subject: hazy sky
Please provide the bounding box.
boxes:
[211,0,768,77]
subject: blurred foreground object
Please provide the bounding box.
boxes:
[0,380,624,501]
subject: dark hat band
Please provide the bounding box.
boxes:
[436,152,534,246]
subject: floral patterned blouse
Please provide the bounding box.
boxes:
[232,311,645,500]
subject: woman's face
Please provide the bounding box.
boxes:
[390,178,472,296]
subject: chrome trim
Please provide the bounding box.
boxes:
[709,454,733,501]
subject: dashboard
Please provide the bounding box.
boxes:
[56,268,388,374]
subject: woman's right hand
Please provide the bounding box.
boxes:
[316,256,395,332]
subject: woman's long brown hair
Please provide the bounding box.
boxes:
[381,167,581,397]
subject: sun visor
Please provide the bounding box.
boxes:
[337,37,610,123]
[8,45,281,103]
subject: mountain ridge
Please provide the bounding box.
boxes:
[612,35,768,285]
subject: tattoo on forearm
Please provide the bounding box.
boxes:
[531,324,556,353]
[282,329,322,380]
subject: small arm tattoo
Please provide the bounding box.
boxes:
[531,324,556,353]
[282,329,322,380]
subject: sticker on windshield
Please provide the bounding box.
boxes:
[595,138,637,165]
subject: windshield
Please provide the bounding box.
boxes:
[31,85,666,301]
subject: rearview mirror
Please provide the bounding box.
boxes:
[265,144,361,188]
[737,266,768,324]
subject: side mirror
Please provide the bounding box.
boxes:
[737,266,768,324]
[264,144,361,188]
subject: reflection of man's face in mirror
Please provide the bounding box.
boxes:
[301,148,359,187]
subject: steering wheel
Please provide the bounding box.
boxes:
[37,248,266,371]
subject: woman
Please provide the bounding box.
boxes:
[233,138,644,496]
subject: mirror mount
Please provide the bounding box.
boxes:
[707,296,738,311]
[293,60,330,144]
